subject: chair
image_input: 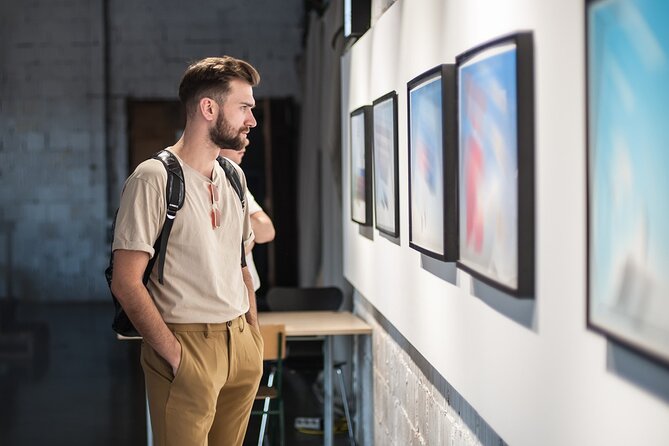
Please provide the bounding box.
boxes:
[265,286,356,445]
[265,286,344,312]
[251,324,286,446]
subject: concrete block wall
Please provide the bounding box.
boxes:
[0,0,107,300]
[109,0,303,99]
[106,0,305,210]
[355,294,506,446]
[0,0,304,301]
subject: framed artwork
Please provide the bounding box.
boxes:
[407,65,458,261]
[373,91,399,237]
[455,32,535,296]
[350,105,373,226]
[587,0,669,365]
[344,0,370,40]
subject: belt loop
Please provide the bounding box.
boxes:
[239,315,245,332]
[205,323,210,338]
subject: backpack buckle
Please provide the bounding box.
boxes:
[167,203,179,219]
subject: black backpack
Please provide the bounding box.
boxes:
[105,150,246,337]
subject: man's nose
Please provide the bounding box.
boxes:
[246,110,257,128]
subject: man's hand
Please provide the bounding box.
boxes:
[167,340,182,376]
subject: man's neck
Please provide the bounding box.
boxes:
[171,131,219,179]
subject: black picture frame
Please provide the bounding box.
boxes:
[344,0,371,40]
[586,0,669,366]
[372,91,400,237]
[407,64,458,261]
[455,31,535,297]
[350,105,373,226]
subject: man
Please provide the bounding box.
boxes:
[219,145,275,292]
[110,56,263,446]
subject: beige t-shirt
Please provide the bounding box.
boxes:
[112,150,254,323]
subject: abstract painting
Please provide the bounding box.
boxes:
[373,91,399,237]
[350,105,373,226]
[407,65,458,261]
[456,32,535,296]
[587,0,669,364]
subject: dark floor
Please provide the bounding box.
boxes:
[0,302,351,445]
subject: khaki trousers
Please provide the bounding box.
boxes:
[141,316,264,446]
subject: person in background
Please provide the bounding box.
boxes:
[219,145,275,292]
[111,56,264,446]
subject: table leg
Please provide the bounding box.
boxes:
[146,392,153,446]
[324,335,333,446]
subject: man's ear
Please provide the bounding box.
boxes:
[198,97,217,122]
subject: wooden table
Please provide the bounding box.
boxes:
[258,311,372,446]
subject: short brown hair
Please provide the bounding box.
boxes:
[178,56,260,115]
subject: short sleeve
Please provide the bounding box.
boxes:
[111,160,167,257]
[246,189,263,215]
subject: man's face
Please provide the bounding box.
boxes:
[219,146,246,165]
[208,78,257,150]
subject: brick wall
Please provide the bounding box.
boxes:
[355,294,506,446]
[0,0,106,300]
[106,0,305,205]
[0,0,304,301]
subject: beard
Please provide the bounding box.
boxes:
[209,112,248,151]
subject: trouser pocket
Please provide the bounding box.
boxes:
[141,341,178,383]
[248,322,265,360]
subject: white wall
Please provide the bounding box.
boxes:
[342,0,669,444]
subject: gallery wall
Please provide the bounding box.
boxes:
[341,0,669,444]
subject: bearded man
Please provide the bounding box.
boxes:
[110,56,264,446]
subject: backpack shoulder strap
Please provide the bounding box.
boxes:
[151,150,185,284]
[155,150,186,216]
[217,156,245,209]
[217,156,248,267]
